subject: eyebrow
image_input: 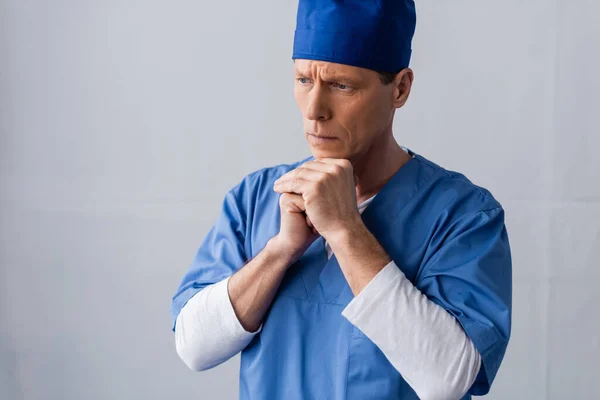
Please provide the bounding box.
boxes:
[294,69,360,84]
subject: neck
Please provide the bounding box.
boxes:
[350,133,411,204]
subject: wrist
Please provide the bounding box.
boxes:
[325,218,365,253]
[266,236,303,266]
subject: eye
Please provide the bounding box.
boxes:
[297,77,312,85]
[332,82,351,91]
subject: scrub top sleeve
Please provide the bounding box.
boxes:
[416,206,512,396]
[170,187,248,332]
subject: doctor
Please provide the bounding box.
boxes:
[170,1,512,399]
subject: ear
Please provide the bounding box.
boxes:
[392,68,414,108]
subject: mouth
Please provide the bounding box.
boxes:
[307,132,338,141]
[307,133,338,145]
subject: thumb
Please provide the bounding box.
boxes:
[305,215,319,235]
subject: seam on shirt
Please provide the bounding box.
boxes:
[414,206,504,284]
[344,328,351,400]
[415,156,498,202]
[228,188,251,262]
[278,292,346,305]
[298,269,309,298]
[385,160,437,228]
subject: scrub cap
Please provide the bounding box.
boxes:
[292,0,417,73]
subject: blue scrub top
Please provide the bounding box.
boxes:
[170,149,512,399]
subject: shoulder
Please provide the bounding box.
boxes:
[413,152,504,219]
[411,152,511,280]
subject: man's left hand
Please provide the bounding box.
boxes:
[273,158,362,243]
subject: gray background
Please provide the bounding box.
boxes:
[1,1,598,399]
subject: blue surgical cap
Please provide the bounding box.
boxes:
[292,0,416,73]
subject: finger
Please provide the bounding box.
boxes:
[306,215,313,228]
[315,158,352,168]
[273,176,312,195]
[298,160,338,174]
[278,167,325,186]
[305,216,320,235]
[309,158,352,170]
[275,166,324,185]
[279,193,306,213]
[300,160,351,178]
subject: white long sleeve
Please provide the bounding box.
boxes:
[175,276,261,371]
[341,261,482,400]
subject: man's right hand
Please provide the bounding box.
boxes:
[223,192,321,336]
[271,192,320,264]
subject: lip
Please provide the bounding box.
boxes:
[307,133,338,145]
[307,133,338,140]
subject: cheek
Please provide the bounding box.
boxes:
[342,98,383,133]
[293,84,304,101]
[363,95,392,128]
[337,99,390,148]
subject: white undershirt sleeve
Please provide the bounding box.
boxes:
[341,261,482,400]
[175,276,261,371]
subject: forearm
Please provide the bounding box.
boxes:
[227,236,297,332]
[176,276,256,371]
[331,225,480,399]
[327,222,391,296]
[341,263,481,399]
[175,236,296,371]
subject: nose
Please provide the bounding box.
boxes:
[305,87,331,121]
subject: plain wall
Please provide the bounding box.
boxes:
[1,1,599,399]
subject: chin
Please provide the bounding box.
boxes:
[308,146,348,160]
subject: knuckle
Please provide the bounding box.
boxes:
[330,164,342,175]
[279,193,291,206]
[314,179,325,191]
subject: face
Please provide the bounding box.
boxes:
[293,59,413,160]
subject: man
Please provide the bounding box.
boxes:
[170,0,511,399]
